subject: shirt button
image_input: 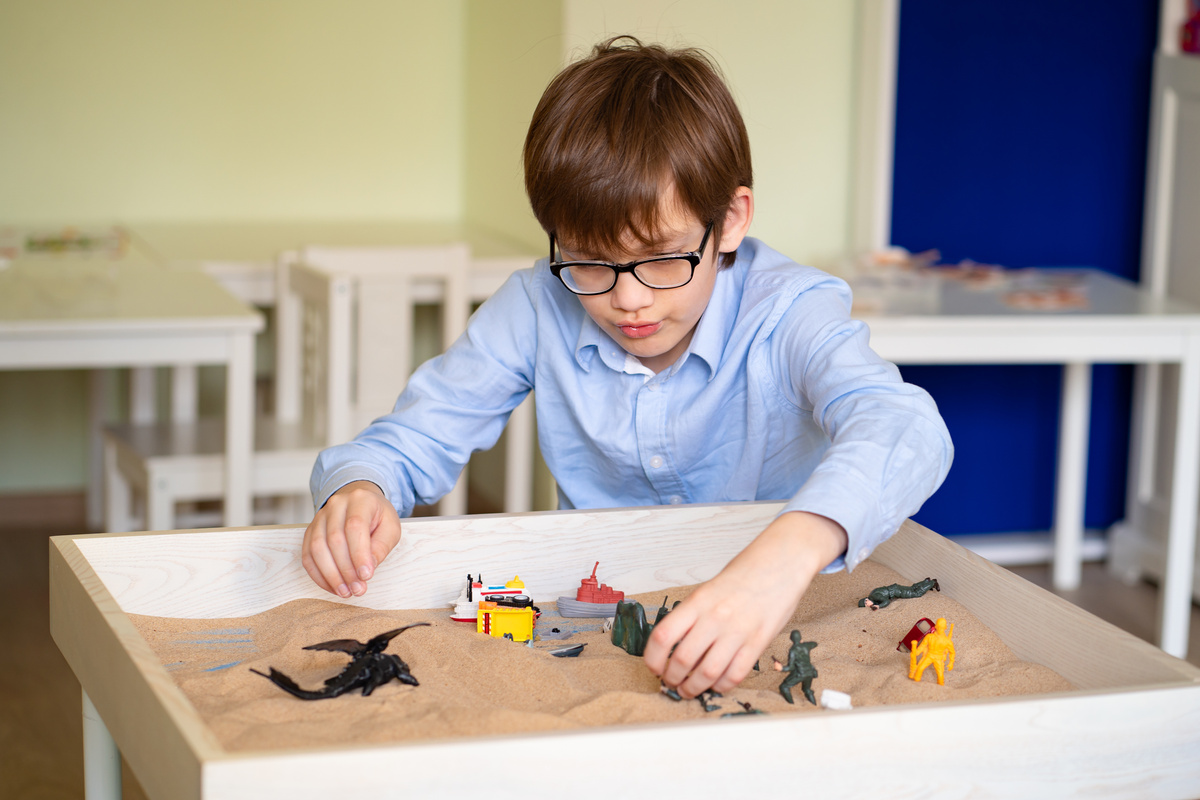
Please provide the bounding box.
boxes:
[669,495,683,504]
[647,382,659,392]
[856,547,870,564]
[649,456,664,469]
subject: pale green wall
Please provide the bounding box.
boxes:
[0,0,862,496]
[463,0,563,251]
[0,0,466,223]
[0,0,469,492]
[561,0,857,273]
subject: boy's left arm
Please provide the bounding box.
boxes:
[646,274,952,698]
[643,510,846,697]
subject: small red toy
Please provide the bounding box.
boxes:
[1183,0,1200,54]
[556,562,625,618]
[575,561,624,604]
[896,617,936,652]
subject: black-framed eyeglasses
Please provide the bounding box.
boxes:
[549,221,714,296]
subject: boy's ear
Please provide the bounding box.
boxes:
[718,186,754,254]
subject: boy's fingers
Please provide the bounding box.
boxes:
[324,508,363,597]
[300,518,335,594]
[660,619,719,694]
[643,605,693,675]
[711,645,760,694]
[306,517,347,596]
[677,635,740,698]
[341,499,376,588]
[367,513,402,577]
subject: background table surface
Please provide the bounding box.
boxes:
[0,257,261,328]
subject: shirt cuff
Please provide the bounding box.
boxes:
[312,464,413,518]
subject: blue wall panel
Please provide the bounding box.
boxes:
[891,1,1158,534]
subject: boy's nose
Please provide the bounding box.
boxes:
[609,272,654,312]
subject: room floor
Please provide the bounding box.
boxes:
[4,513,1198,800]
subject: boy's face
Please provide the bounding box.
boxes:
[559,201,722,375]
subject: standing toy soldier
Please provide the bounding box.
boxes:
[909,617,956,685]
[774,630,818,705]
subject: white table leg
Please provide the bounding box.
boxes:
[224,331,255,527]
[82,689,121,800]
[87,370,109,531]
[130,366,156,424]
[171,363,198,423]
[1053,362,1091,591]
[441,473,468,517]
[1161,338,1200,658]
[1132,362,1162,506]
[505,395,535,513]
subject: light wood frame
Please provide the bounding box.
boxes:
[50,502,1200,799]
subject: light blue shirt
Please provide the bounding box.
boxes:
[312,238,953,572]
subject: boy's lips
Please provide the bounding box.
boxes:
[617,321,662,339]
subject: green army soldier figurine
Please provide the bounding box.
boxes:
[858,577,940,610]
[775,630,818,705]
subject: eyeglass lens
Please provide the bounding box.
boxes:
[559,258,694,293]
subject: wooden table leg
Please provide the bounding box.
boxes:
[83,689,121,800]
[1053,362,1091,591]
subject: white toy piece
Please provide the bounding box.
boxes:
[820,689,853,711]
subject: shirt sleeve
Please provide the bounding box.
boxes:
[769,275,954,572]
[310,269,539,517]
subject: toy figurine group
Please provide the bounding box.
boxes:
[252,571,955,703]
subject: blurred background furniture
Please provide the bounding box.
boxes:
[101,239,541,530]
[1109,0,1200,621]
[286,243,539,516]
[134,222,544,516]
[281,244,476,516]
[102,258,351,531]
[0,252,262,528]
[862,268,1200,658]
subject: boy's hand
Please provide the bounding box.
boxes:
[301,481,402,598]
[642,511,846,698]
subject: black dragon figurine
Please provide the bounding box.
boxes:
[250,622,430,700]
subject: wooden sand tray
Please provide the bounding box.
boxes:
[50,502,1200,799]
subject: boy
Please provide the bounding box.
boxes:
[302,37,952,699]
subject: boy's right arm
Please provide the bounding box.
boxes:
[303,267,541,596]
[301,480,402,598]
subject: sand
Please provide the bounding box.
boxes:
[128,560,1073,752]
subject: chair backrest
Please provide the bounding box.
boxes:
[274,253,355,447]
[289,244,472,436]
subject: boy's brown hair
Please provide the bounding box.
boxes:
[524,36,752,269]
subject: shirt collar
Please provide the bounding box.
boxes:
[574,314,624,373]
[685,259,743,381]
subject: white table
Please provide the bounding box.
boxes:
[0,256,264,527]
[129,219,533,305]
[859,268,1200,658]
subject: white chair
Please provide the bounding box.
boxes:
[102,241,541,531]
[102,258,353,531]
[281,244,473,515]
[285,245,540,516]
